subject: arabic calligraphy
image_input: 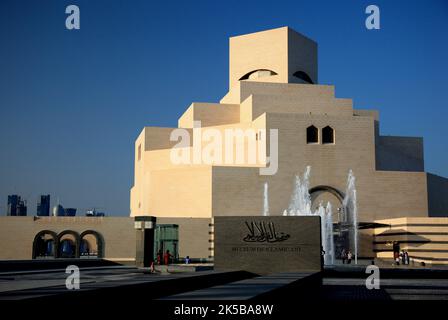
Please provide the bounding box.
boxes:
[243,221,290,243]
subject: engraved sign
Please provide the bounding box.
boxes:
[243,221,290,243]
[214,216,322,274]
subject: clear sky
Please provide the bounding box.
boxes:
[0,0,447,216]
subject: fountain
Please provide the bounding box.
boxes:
[283,166,335,265]
[343,170,358,264]
[263,182,269,216]
[287,166,312,216]
[261,166,358,265]
[325,201,335,265]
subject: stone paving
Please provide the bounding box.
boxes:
[1,265,447,301]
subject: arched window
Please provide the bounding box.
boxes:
[293,71,314,84]
[239,69,278,81]
[56,230,80,258]
[307,125,319,144]
[33,230,57,259]
[80,230,104,258]
[322,126,334,144]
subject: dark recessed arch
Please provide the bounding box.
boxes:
[306,125,319,144]
[309,185,345,203]
[322,126,335,144]
[293,71,314,84]
[56,230,80,258]
[33,230,58,259]
[239,69,278,81]
[80,230,104,258]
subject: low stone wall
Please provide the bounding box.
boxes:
[0,216,135,261]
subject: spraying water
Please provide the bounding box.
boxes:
[325,201,335,265]
[263,182,269,216]
[343,170,358,264]
[284,166,335,265]
[263,166,358,266]
[287,166,312,216]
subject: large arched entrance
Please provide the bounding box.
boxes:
[56,230,80,258]
[309,185,345,221]
[309,185,349,261]
[80,230,104,258]
[33,230,58,259]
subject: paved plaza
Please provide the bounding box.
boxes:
[1,264,447,302]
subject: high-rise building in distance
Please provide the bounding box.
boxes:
[7,195,19,216]
[64,208,77,216]
[7,195,27,216]
[16,201,27,216]
[52,204,65,217]
[36,195,50,216]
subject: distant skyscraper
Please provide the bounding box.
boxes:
[36,195,50,216]
[64,208,77,216]
[7,195,19,216]
[52,204,65,217]
[16,200,27,216]
[7,195,27,216]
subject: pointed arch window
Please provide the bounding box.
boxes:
[307,125,319,144]
[322,126,335,144]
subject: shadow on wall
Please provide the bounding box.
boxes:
[373,228,431,260]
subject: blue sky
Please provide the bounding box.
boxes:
[0,0,447,216]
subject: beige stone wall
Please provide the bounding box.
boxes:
[287,27,318,84]
[222,81,336,105]
[0,216,214,261]
[228,27,317,89]
[179,103,240,128]
[229,27,289,88]
[248,94,353,121]
[143,127,182,151]
[0,217,136,261]
[131,146,214,217]
[212,110,428,221]
[148,167,212,218]
[131,81,431,222]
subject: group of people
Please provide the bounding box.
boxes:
[395,250,410,265]
[156,249,173,265]
[340,249,354,264]
[156,250,191,265]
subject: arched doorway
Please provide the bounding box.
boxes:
[309,185,345,222]
[80,230,104,258]
[33,230,58,259]
[56,230,80,258]
[309,185,349,261]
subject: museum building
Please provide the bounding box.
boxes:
[1,27,448,265]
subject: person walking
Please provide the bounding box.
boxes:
[164,250,172,265]
[157,249,163,265]
[320,246,325,267]
[341,249,347,264]
[404,251,409,265]
[347,250,353,264]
